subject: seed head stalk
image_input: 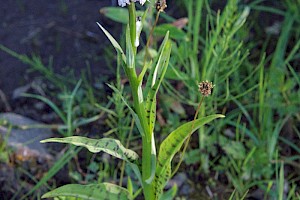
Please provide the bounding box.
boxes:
[143,0,167,65]
[172,81,214,177]
[143,9,161,65]
[128,3,137,54]
[171,96,204,177]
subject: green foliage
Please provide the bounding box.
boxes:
[100,7,145,25]
[154,24,188,41]
[41,183,132,200]
[1,0,299,199]
[38,1,223,199]
[41,136,139,162]
[154,115,224,199]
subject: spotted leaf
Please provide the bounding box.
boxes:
[41,183,132,200]
[154,114,225,199]
[41,136,139,162]
[144,32,171,133]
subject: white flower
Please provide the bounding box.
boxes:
[136,0,147,5]
[118,0,147,7]
[118,0,130,7]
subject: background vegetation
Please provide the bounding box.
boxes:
[0,0,299,199]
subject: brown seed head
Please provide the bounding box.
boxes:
[198,81,214,97]
[156,0,167,12]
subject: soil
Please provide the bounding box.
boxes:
[0,0,118,105]
[0,0,121,199]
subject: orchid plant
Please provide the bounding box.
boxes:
[40,1,224,199]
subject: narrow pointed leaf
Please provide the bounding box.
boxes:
[144,32,171,133]
[146,133,157,184]
[97,22,126,63]
[41,183,132,200]
[21,93,66,123]
[126,25,135,68]
[154,114,225,199]
[160,184,178,200]
[144,32,170,97]
[41,136,139,162]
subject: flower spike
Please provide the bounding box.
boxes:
[198,81,214,97]
[118,0,147,7]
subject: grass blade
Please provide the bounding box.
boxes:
[97,22,126,63]
[21,93,67,123]
[21,146,81,199]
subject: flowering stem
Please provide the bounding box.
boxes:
[171,96,205,177]
[128,2,137,54]
[127,70,153,200]
[127,3,154,200]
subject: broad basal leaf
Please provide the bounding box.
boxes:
[42,183,132,200]
[41,136,139,162]
[154,114,225,199]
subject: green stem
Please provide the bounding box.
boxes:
[128,3,137,54]
[127,3,154,199]
[126,67,153,199]
[127,69,154,200]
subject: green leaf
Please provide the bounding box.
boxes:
[127,176,133,196]
[146,134,157,184]
[97,22,126,63]
[154,24,188,41]
[41,136,139,162]
[100,7,145,25]
[144,32,170,96]
[154,114,225,199]
[144,35,172,184]
[160,184,178,200]
[144,32,171,134]
[100,7,129,24]
[42,183,132,200]
[126,25,135,68]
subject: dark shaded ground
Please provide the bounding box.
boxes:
[0,1,121,199]
[0,0,117,103]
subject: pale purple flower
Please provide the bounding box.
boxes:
[118,0,147,7]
